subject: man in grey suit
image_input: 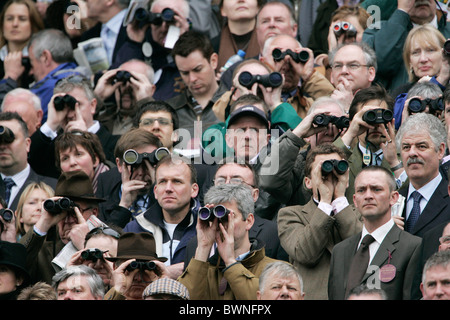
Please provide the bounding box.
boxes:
[328,166,422,300]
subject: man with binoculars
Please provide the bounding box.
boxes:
[277,143,362,300]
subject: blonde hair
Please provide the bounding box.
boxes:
[403,24,446,82]
[15,182,54,236]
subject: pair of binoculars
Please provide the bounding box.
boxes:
[81,248,105,262]
[333,21,357,38]
[0,126,15,145]
[238,71,283,89]
[123,147,170,167]
[444,40,450,56]
[198,205,230,222]
[54,94,78,111]
[0,208,13,222]
[126,260,157,272]
[362,108,393,125]
[43,197,76,215]
[113,70,134,84]
[272,48,309,64]
[313,114,349,130]
[408,97,443,114]
[134,7,175,28]
[321,159,349,176]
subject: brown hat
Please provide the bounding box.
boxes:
[106,232,168,262]
[55,171,105,202]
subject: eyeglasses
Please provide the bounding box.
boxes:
[139,117,172,127]
[214,177,256,188]
[86,226,121,240]
[331,63,369,71]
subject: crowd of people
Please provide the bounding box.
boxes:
[0,0,450,302]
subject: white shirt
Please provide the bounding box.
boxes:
[101,9,126,64]
[1,164,30,207]
[359,218,395,264]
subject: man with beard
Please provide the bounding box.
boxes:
[363,0,450,92]
[28,75,119,178]
[95,128,163,228]
[19,171,107,285]
[94,59,156,135]
[332,85,405,203]
[260,34,335,119]
[122,154,199,280]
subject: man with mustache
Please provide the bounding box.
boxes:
[332,85,405,203]
[395,112,450,238]
[363,0,450,92]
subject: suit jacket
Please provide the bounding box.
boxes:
[278,199,362,300]
[0,168,57,211]
[398,175,450,238]
[328,224,422,300]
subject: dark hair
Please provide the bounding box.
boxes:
[114,128,162,162]
[216,158,259,189]
[356,165,397,192]
[348,84,394,120]
[230,93,269,116]
[155,154,197,185]
[171,30,214,60]
[304,143,348,178]
[0,111,29,137]
[54,131,106,170]
[133,100,179,131]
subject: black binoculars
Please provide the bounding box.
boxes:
[444,40,450,56]
[123,147,170,167]
[238,71,283,89]
[134,7,175,28]
[0,208,13,222]
[81,248,105,262]
[198,205,230,222]
[313,114,349,130]
[362,108,393,125]
[333,21,357,38]
[321,159,349,176]
[54,94,78,111]
[43,197,76,215]
[408,97,444,115]
[272,48,309,64]
[113,70,133,84]
[22,57,31,69]
[126,260,157,272]
[0,126,15,145]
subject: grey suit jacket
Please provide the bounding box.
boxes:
[328,224,422,300]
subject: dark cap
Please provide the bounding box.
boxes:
[226,105,269,129]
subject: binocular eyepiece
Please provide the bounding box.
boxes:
[126,260,157,272]
[43,197,76,215]
[198,205,230,222]
[113,70,133,84]
[408,97,443,115]
[321,159,349,176]
[238,71,283,89]
[0,126,15,145]
[333,21,357,38]
[444,40,450,56]
[0,208,13,222]
[134,7,175,28]
[272,48,309,64]
[81,248,105,262]
[313,114,349,130]
[54,94,78,111]
[362,108,393,125]
[123,147,170,167]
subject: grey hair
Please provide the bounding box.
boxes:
[29,29,73,63]
[1,88,42,112]
[53,77,96,101]
[395,112,447,152]
[258,262,304,294]
[306,96,346,116]
[328,42,377,72]
[262,34,302,58]
[52,265,105,299]
[204,184,254,220]
[119,59,155,84]
[407,81,443,99]
[422,250,450,284]
[256,1,296,29]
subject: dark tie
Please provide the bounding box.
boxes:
[405,191,422,233]
[3,177,15,205]
[346,234,375,297]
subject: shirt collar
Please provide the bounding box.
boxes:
[360,218,394,247]
[407,172,442,202]
[104,9,126,35]
[1,164,30,186]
